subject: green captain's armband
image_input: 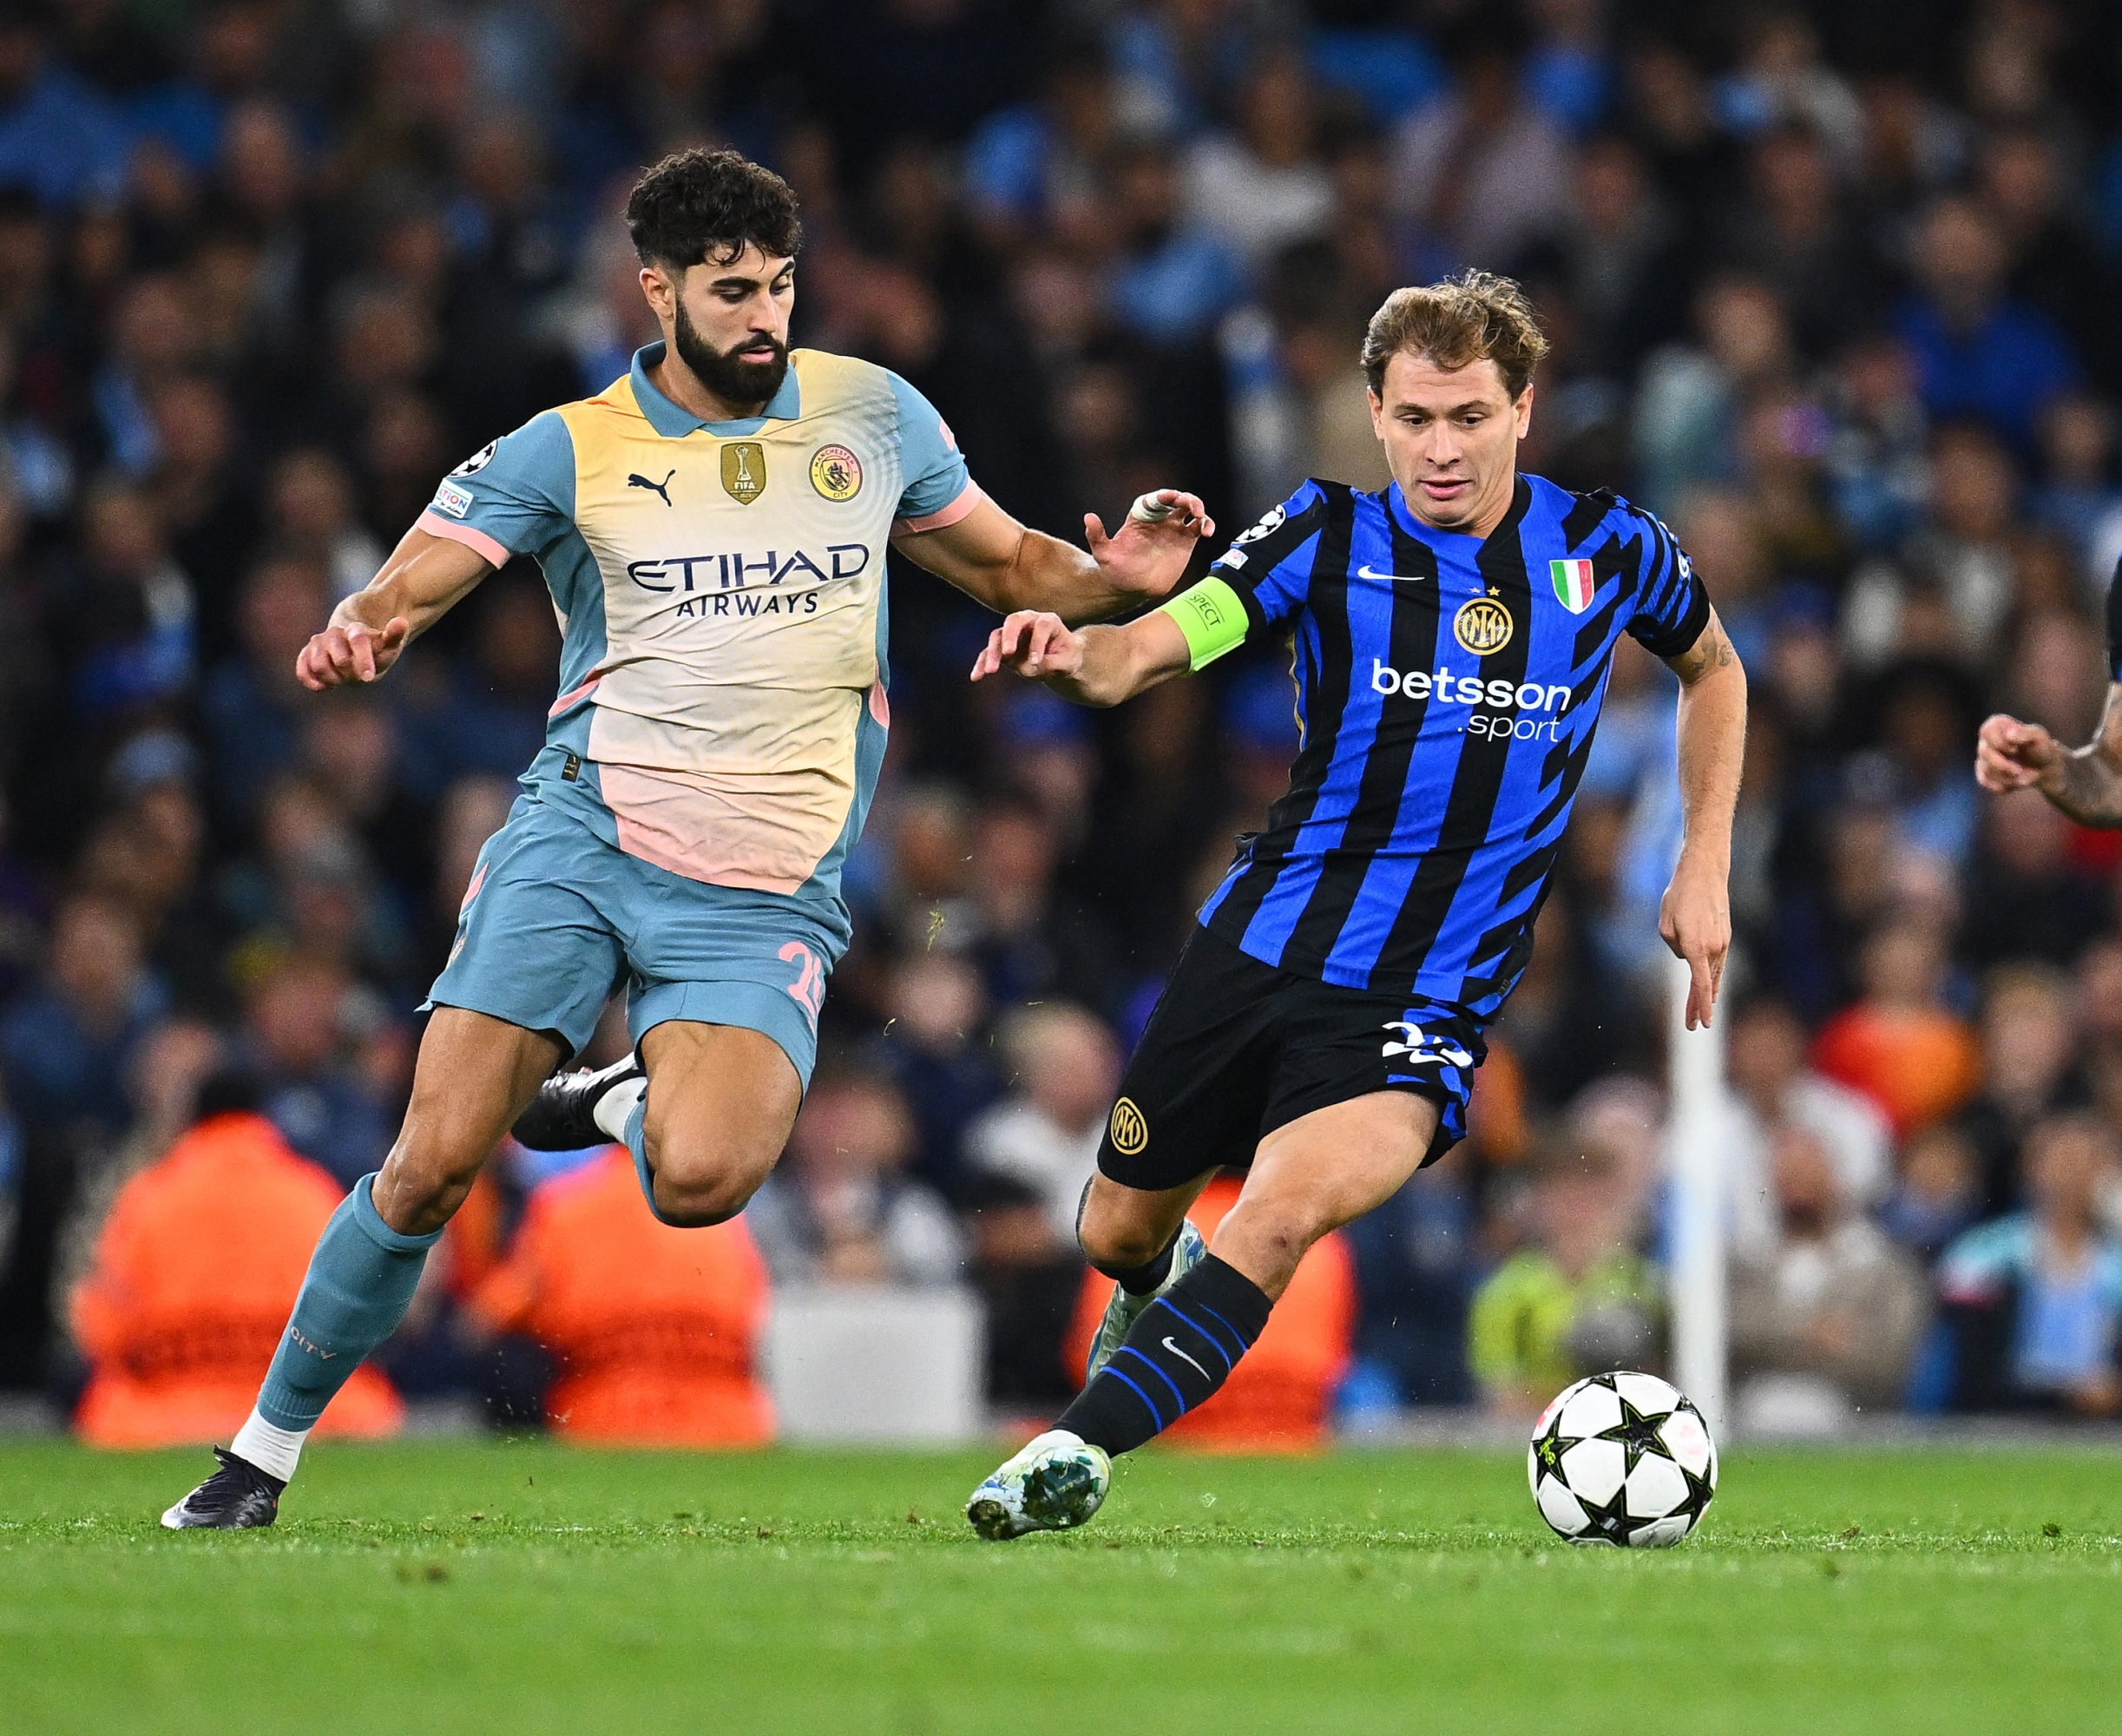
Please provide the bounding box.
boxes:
[1157,576,1250,671]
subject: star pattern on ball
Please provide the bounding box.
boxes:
[1595,1395,1671,1476]
[1571,1480,1633,1542]
[1534,1431,1571,1477]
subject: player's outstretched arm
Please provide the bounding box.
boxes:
[295,527,495,691]
[896,490,1212,624]
[969,608,1192,707]
[1659,608,1747,1030]
[1976,687,2122,826]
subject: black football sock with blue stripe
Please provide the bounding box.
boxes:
[1055,1253,1273,1456]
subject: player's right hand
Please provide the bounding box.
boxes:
[296,616,411,690]
[1974,712,2062,793]
[970,611,1084,683]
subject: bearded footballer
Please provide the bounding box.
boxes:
[161,147,1213,1529]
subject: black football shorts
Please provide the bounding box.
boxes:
[1095,924,1487,1194]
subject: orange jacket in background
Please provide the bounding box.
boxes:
[469,1147,773,1446]
[1065,1174,1354,1452]
[70,1113,403,1448]
[441,1165,509,1303]
[1811,1003,1982,1138]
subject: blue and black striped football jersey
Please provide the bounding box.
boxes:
[1198,473,1709,1015]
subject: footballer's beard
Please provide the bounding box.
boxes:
[673,298,788,410]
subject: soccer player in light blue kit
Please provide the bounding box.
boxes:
[162,148,1214,1527]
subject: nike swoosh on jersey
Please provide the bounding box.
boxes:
[1162,1336,1211,1380]
[1355,563,1430,582]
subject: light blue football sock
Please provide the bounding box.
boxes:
[254,1174,443,1431]
[622,1091,687,1225]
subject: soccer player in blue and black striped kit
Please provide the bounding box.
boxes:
[964,272,1749,1538]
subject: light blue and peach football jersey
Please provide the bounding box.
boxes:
[416,340,977,914]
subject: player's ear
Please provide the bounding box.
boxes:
[1367,386,1386,442]
[638,263,677,319]
[1514,378,1535,438]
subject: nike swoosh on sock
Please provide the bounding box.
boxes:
[1162,1336,1210,1380]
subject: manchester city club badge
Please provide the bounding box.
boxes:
[1454,594,1514,655]
[720,440,766,503]
[810,444,863,501]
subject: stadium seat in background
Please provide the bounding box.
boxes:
[1064,1174,1355,1451]
[70,1108,402,1448]
[467,1147,773,1447]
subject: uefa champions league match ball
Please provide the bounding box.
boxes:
[1527,1371,1718,1548]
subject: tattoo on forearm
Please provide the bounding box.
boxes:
[1672,622,1737,683]
[2055,751,2122,826]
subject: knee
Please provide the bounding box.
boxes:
[1210,1196,1319,1294]
[1078,1201,1176,1274]
[373,1146,483,1237]
[641,1121,773,1227]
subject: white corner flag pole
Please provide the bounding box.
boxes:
[1667,951,1728,1435]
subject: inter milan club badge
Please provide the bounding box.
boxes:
[720,440,766,503]
[1454,594,1514,655]
[1108,1096,1148,1155]
[810,444,863,501]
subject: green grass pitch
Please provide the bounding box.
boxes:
[4,1438,2120,1733]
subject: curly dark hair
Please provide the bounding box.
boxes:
[624,148,803,273]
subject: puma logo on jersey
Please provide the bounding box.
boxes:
[628,470,676,505]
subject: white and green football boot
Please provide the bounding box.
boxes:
[965,1430,1112,1540]
[1085,1219,1207,1382]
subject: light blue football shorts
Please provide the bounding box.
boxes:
[424,791,844,1083]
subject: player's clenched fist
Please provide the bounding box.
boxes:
[1974,712,2062,793]
[296,615,412,690]
[970,611,1085,684]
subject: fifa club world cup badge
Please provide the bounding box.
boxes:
[1454,592,1514,655]
[810,444,863,501]
[720,440,766,503]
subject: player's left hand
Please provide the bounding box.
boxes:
[1974,712,2061,793]
[1085,490,1214,600]
[1658,852,1731,1031]
[970,610,1086,683]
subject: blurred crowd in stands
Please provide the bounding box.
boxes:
[7,0,2122,1447]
